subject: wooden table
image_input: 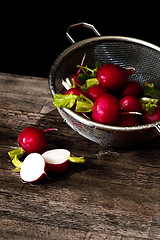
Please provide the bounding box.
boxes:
[0,73,160,240]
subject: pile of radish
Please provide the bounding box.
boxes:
[8,127,85,183]
[53,58,160,127]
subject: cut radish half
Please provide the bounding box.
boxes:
[42,149,70,173]
[20,153,46,182]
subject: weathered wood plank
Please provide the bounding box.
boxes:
[0,73,160,240]
[0,73,52,113]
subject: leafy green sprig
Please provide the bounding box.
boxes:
[141,81,160,115]
[53,94,94,113]
[143,81,160,97]
[140,97,158,115]
[77,61,100,83]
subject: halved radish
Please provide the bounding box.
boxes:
[20,153,46,182]
[42,149,70,173]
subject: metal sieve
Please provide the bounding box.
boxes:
[49,22,160,147]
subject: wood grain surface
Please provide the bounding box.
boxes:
[0,73,160,240]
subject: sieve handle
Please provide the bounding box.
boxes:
[155,124,160,134]
[66,22,101,44]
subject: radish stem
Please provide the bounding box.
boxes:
[43,128,58,132]
[67,156,85,163]
[12,155,23,172]
[77,54,86,74]
[62,78,72,90]
[8,147,25,160]
[121,111,142,116]
[77,65,94,73]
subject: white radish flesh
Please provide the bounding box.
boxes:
[42,149,70,173]
[20,153,46,182]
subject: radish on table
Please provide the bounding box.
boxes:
[8,127,85,183]
[18,127,48,154]
[8,127,57,161]
[20,153,46,183]
[42,149,70,173]
[42,149,85,173]
[11,149,85,183]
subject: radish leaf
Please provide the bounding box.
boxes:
[53,94,78,108]
[140,97,158,115]
[75,94,94,113]
[53,94,94,112]
[144,81,160,97]
[77,61,100,82]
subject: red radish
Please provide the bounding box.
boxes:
[65,88,86,97]
[97,64,135,91]
[20,153,46,182]
[42,149,70,173]
[92,93,121,124]
[120,114,141,127]
[86,84,108,101]
[18,127,48,154]
[121,81,143,97]
[8,127,57,162]
[120,96,143,113]
[142,106,160,124]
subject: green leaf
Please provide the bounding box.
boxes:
[140,97,158,115]
[144,86,160,97]
[75,94,94,113]
[77,61,100,82]
[78,73,94,83]
[53,93,94,113]
[95,61,100,70]
[75,100,93,113]
[86,78,98,88]
[145,81,154,88]
[80,78,98,91]
[53,94,79,108]
[143,81,160,97]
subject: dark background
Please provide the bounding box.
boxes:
[0,4,159,78]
